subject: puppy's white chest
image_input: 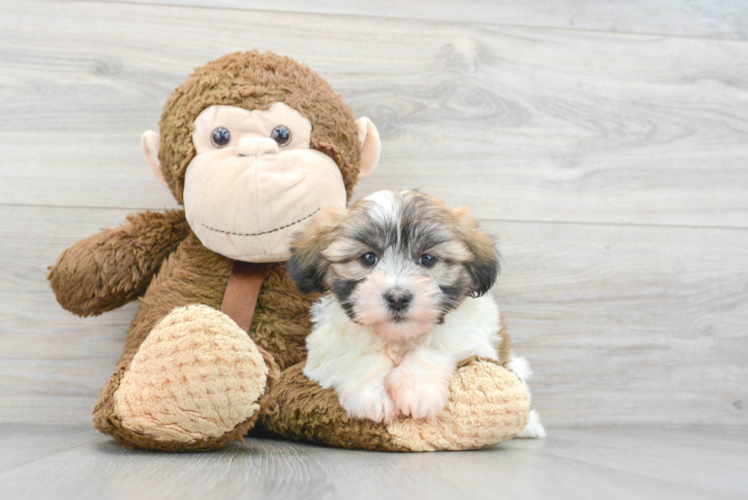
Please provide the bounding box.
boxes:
[304,294,503,391]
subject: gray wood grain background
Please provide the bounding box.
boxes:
[0,0,746,428]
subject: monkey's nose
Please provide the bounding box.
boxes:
[237,138,279,157]
[384,290,412,313]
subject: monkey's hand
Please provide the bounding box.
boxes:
[48,209,190,316]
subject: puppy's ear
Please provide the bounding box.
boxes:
[288,206,346,295]
[454,206,500,297]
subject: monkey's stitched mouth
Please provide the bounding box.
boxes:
[203,208,321,236]
[201,208,320,237]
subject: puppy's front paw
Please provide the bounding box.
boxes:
[385,367,451,420]
[338,382,397,423]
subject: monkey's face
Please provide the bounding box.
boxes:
[141,53,381,262]
[183,103,348,262]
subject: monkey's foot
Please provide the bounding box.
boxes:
[385,357,530,451]
[256,357,529,452]
[109,304,275,450]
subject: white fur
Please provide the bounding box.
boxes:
[517,410,546,439]
[304,293,545,438]
[506,355,532,382]
[505,355,546,438]
[364,190,399,228]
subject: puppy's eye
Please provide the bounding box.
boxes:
[271,125,291,146]
[359,253,378,267]
[211,127,231,148]
[418,254,437,268]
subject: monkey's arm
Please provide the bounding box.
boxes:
[48,209,190,316]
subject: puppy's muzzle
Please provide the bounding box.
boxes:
[384,290,412,313]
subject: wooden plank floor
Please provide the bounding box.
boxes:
[0,425,746,500]
[0,0,746,437]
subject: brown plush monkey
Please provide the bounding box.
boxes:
[49,51,530,452]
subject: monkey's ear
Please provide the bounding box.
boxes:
[355,117,381,179]
[288,207,346,295]
[454,206,500,297]
[141,131,167,187]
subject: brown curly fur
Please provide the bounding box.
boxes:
[49,209,190,316]
[256,362,406,451]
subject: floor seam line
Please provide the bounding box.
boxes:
[0,435,107,474]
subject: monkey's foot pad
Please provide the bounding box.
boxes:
[113,304,269,444]
[385,358,530,451]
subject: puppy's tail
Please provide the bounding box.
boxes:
[505,355,547,439]
[516,409,546,439]
[505,355,532,383]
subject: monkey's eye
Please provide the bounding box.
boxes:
[359,252,378,267]
[271,125,291,146]
[211,127,231,148]
[418,254,437,268]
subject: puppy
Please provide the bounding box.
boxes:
[289,190,544,436]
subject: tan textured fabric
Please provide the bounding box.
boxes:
[386,358,530,451]
[113,305,269,443]
[256,357,529,451]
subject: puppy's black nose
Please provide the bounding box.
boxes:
[384,291,412,312]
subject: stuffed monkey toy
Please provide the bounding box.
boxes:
[49,51,530,452]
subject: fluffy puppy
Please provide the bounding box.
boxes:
[289,190,544,435]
